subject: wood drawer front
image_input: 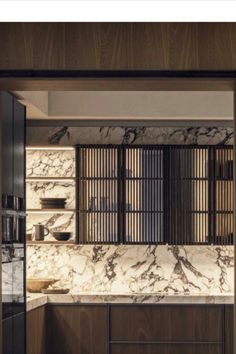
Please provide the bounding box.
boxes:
[111,305,223,342]
[47,305,108,354]
[111,344,223,354]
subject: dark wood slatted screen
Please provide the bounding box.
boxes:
[76,145,233,245]
[77,145,119,244]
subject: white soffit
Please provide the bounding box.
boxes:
[15,91,234,120]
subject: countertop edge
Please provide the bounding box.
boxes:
[27,293,234,312]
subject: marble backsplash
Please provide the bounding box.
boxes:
[27,126,233,146]
[27,244,234,295]
[26,125,234,295]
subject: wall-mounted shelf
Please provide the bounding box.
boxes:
[27,241,75,245]
[26,146,75,151]
[27,209,75,213]
[26,177,75,182]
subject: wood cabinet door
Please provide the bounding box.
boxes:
[111,305,223,342]
[27,306,46,354]
[47,305,108,354]
[224,305,234,354]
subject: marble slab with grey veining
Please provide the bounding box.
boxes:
[26,150,75,177]
[27,126,233,146]
[27,244,234,295]
[26,292,234,312]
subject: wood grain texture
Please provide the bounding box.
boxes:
[27,306,46,354]
[111,343,223,354]
[47,305,108,354]
[225,305,234,354]
[0,78,234,92]
[0,23,236,70]
[111,305,223,342]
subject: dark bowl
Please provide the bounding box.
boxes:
[53,232,72,241]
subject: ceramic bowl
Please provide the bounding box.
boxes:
[27,278,58,293]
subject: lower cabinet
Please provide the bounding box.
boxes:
[26,304,234,354]
[27,305,46,354]
[47,305,108,354]
[225,305,234,354]
[110,305,223,342]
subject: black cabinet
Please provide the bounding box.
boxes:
[3,316,13,354]
[13,99,25,207]
[0,92,26,210]
[1,91,26,354]
[3,312,25,354]
[76,145,233,245]
[1,92,14,207]
[13,312,25,354]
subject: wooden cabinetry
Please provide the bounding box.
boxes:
[27,306,46,354]
[111,343,223,354]
[47,305,108,354]
[110,305,223,342]
[110,305,224,354]
[26,304,233,354]
[224,305,234,354]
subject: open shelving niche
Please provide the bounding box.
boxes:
[26,146,76,244]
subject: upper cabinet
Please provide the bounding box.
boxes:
[25,144,233,246]
[76,145,233,245]
[0,92,26,211]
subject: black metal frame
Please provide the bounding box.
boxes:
[1,69,236,78]
[76,144,233,246]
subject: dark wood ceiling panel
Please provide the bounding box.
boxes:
[32,23,66,69]
[197,23,236,70]
[0,23,236,70]
[169,23,199,70]
[0,23,34,69]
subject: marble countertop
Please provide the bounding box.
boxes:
[27,292,234,312]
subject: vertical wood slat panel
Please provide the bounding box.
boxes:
[76,145,233,245]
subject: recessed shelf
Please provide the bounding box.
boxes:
[26,146,75,151]
[27,209,75,213]
[27,241,75,245]
[26,177,75,182]
[80,210,118,213]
